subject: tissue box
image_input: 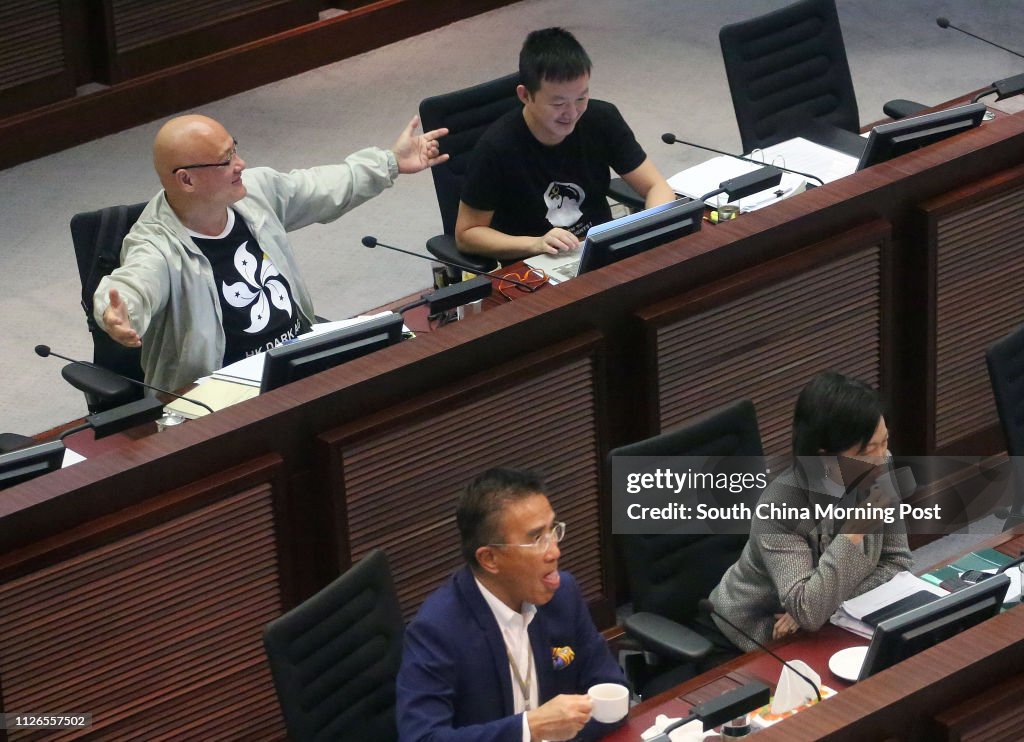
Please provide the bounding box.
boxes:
[750,685,837,728]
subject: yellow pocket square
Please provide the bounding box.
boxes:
[551,645,575,670]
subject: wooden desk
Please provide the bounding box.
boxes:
[3,112,1024,738]
[604,532,1024,742]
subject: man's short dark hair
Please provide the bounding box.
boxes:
[519,27,592,94]
[457,467,547,568]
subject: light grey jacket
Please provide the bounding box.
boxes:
[94,147,398,391]
[709,468,912,651]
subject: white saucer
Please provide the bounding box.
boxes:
[828,645,868,682]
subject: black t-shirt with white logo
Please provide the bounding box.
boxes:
[191,209,306,365]
[461,99,647,249]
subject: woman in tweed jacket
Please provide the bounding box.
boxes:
[708,371,912,651]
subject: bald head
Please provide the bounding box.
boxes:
[153,115,233,187]
[152,114,247,231]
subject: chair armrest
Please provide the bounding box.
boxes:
[882,99,929,120]
[624,612,713,663]
[426,234,498,277]
[608,178,645,211]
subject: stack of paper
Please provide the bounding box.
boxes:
[830,571,947,638]
[667,155,806,213]
[756,137,859,184]
[164,378,261,419]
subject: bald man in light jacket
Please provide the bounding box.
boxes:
[94,113,447,391]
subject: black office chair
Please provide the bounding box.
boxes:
[263,549,404,742]
[718,0,926,154]
[611,399,764,697]
[986,325,1024,530]
[419,74,520,281]
[69,202,148,412]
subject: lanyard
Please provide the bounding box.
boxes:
[505,642,534,711]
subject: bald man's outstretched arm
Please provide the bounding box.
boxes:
[101,288,142,348]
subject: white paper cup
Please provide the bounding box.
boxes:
[588,682,629,723]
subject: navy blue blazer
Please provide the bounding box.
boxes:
[396,566,626,741]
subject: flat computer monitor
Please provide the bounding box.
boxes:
[857,102,987,170]
[577,198,705,275]
[857,572,1010,681]
[260,313,405,393]
[0,440,66,490]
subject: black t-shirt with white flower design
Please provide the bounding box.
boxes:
[460,100,647,248]
[190,209,306,365]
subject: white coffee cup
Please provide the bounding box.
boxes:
[588,682,629,723]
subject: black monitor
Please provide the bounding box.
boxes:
[857,572,1010,681]
[857,102,987,170]
[577,198,705,275]
[260,313,405,393]
[0,440,66,490]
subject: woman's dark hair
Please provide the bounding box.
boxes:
[519,27,592,94]
[456,467,546,568]
[792,371,884,477]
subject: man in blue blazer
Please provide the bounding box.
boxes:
[397,468,627,741]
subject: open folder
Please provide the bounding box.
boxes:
[830,571,947,639]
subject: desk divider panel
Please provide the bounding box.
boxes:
[921,163,1024,453]
[0,455,289,740]
[318,332,611,623]
[636,221,891,464]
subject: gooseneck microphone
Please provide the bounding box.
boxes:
[662,132,825,186]
[699,599,822,703]
[936,17,1024,102]
[35,344,215,415]
[361,235,539,290]
[936,17,1024,60]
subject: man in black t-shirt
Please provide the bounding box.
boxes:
[456,27,675,263]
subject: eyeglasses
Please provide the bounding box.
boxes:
[490,521,566,552]
[497,268,547,301]
[172,139,240,174]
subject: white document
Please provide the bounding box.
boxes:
[830,571,947,638]
[668,155,758,200]
[667,155,807,212]
[755,137,859,184]
[62,447,86,467]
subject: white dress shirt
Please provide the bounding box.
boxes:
[476,577,540,742]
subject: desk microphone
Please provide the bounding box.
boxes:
[35,344,215,415]
[936,17,1024,101]
[661,132,825,187]
[650,680,771,741]
[361,235,538,290]
[699,599,822,704]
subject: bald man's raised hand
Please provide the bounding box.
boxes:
[391,115,449,174]
[102,288,142,348]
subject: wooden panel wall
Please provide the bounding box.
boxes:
[0,455,289,740]
[638,221,890,464]
[924,164,1024,453]
[103,0,318,81]
[0,0,517,169]
[320,333,610,622]
[0,0,75,116]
